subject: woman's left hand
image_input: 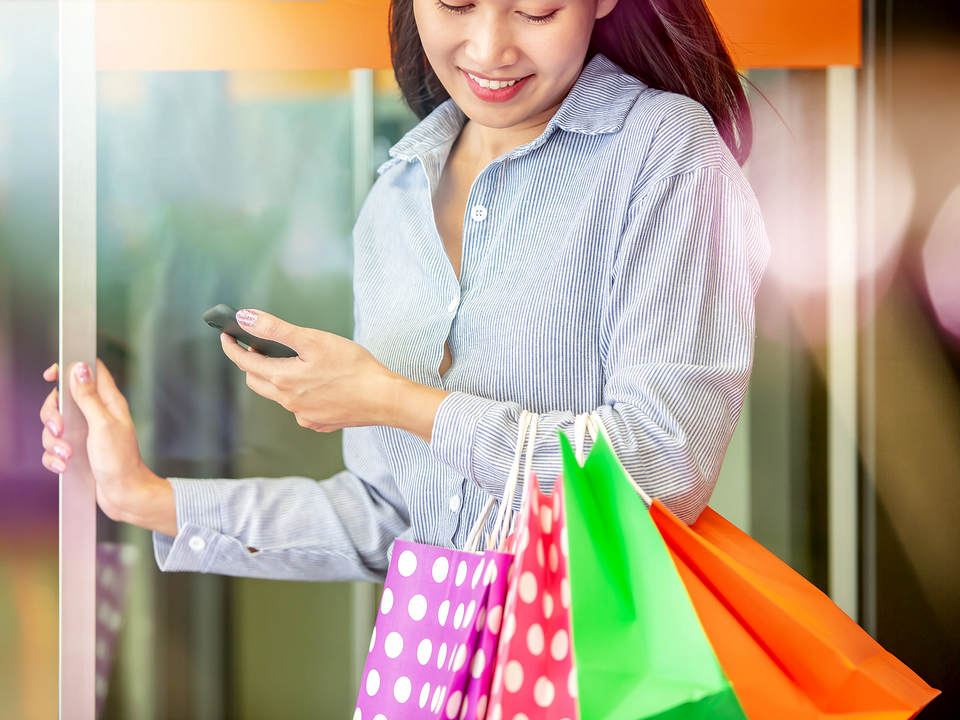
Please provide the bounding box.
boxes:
[220,308,401,432]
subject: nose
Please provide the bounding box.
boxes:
[463,10,519,72]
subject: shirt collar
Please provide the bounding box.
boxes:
[385,52,644,164]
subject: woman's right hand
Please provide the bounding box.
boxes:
[39,358,161,524]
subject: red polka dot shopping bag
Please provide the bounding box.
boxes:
[353,411,541,720]
[486,470,578,720]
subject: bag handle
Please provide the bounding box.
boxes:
[574,411,653,507]
[492,411,538,551]
[463,409,539,553]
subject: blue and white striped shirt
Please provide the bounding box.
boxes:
[153,52,770,582]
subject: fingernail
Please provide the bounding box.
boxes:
[236,309,258,327]
[47,420,60,438]
[51,458,65,473]
[74,363,91,383]
[53,445,70,460]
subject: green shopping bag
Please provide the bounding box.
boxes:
[558,428,746,720]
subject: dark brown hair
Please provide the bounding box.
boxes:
[389,0,754,165]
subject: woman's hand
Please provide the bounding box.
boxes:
[220,309,403,432]
[39,359,170,527]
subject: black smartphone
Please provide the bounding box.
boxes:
[202,303,298,358]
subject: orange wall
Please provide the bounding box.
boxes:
[96,0,860,71]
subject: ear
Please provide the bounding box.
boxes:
[596,0,619,21]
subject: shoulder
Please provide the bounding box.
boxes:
[614,86,745,195]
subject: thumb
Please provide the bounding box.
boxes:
[235,308,304,353]
[94,358,131,420]
[68,361,110,426]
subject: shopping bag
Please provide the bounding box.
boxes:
[576,411,940,719]
[652,497,940,718]
[354,410,538,720]
[558,420,747,720]
[487,471,579,720]
[355,541,511,718]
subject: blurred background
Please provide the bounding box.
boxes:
[0,0,957,718]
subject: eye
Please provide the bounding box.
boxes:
[433,1,558,24]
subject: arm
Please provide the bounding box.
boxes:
[390,166,770,524]
[146,427,410,582]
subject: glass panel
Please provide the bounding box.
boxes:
[90,67,417,717]
[867,1,960,714]
[0,2,59,718]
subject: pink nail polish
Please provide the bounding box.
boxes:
[54,445,69,460]
[47,420,60,438]
[236,309,258,327]
[51,458,65,473]
[75,363,91,383]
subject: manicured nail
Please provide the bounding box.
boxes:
[236,309,258,327]
[46,420,60,438]
[53,445,70,460]
[51,458,65,473]
[74,362,91,383]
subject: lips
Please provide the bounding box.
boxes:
[462,69,530,86]
[460,69,532,102]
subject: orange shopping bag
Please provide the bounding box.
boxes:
[574,412,940,720]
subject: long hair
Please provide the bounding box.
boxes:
[389,0,754,165]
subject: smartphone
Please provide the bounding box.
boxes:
[202,303,298,358]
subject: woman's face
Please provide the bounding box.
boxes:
[413,0,619,131]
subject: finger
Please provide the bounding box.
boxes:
[42,451,66,475]
[68,361,111,427]
[43,362,59,382]
[220,330,287,378]
[42,425,71,460]
[243,370,282,406]
[234,308,308,357]
[40,387,63,438]
[93,358,131,420]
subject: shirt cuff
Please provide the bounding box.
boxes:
[152,477,223,572]
[429,390,499,480]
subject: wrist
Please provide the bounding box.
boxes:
[121,465,177,537]
[379,372,450,444]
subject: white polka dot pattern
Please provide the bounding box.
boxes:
[487,473,578,718]
[355,539,513,719]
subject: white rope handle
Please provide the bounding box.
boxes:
[491,411,538,551]
[463,410,538,553]
[574,411,653,507]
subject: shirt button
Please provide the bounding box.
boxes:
[188,535,206,552]
[470,204,487,222]
[447,297,459,313]
[449,494,462,513]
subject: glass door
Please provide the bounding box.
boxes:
[58,1,416,717]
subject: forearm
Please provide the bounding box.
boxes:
[121,466,178,537]
[382,373,451,444]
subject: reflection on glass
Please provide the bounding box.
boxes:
[93,68,417,718]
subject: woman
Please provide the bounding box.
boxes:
[38,0,769,581]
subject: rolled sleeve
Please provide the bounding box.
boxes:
[429,391,500,481]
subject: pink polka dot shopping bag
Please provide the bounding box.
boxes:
[353,412,541,720]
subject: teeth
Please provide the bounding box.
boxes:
[468,73,519,90]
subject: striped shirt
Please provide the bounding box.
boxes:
[153,52,770,582]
